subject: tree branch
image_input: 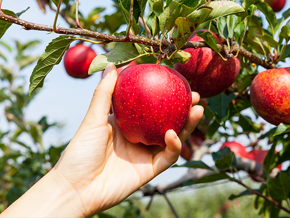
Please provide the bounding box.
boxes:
[231,178,290,214]
[0,12,276,69]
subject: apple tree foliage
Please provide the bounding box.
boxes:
[1,0,290,217]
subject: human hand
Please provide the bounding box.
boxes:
[1,64,203,218]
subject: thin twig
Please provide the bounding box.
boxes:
[53,0,63,33]
[75,0,83,29]
[230,178,290,214]
[156,187,180,218]
[126,0,134,39]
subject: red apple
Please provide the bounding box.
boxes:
[180,129,206,161]
[112,64,192,147]
[266,0,286,12]
[250,68,290,126]
[63,44,97,79]
[248,149,282,169]
[174,30,240,98]
[220,141,250,159]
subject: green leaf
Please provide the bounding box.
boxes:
[268,172,290,202]
[256,2,277,30]
[18,56,39,70]
[0,40,12,52]
[87,7,105,23]
[29,35,75,95]
[212,147,236,170]
[238,114,261,133]
[89,43,148,73]
[260,34,279,50]
[186,7,212,25]
[51,0,61,7]
[0,51,7,61]
[170,17,192,49]
[29,123,43,146]
[184,173,230,186]
[173,160,214,171]
[0,9,17,39]
[15,6,30,17]
[118,0,140,34]
[229,189,255,200]
[197,31,221,54]
[217,17,228,40]
[207,93,236,124]
[158,1,183,33]
[152,1,164,16]
[206,119,221,138]
[147,12,159,36]
[263,143,276,175]
[98,212,116,218]
[273,123,290,136]
[227,15,239,39]
[205,1,244,22]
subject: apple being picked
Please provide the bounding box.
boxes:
[112,64,192,147]
[220,141,250,159]
[63,44,97,79]
[174,30,240,98]
[250,68,290,126]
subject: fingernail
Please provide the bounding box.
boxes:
[103,63,114,79]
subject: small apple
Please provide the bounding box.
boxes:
[250,68,290,126]
[265,0,286,12]
[220,141,249,159]
[174,30,240,98]
[63,44,97,79]
[112,64,192,147]
[248,149,282,169]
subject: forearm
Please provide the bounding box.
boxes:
[1,168,85,218]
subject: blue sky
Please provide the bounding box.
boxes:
[1,0,290,185]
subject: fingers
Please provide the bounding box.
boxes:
[84,64,118,126]
[152,130,182,176]
[191,92,200,106]
[178,105,204,143]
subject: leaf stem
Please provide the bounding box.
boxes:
[53,0,63,33]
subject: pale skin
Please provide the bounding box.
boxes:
[1,64,204,218]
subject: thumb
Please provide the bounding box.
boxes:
[84,63,118,126]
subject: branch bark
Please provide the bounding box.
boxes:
[0,11,276,69]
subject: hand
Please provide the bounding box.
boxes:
[2,64,203,218]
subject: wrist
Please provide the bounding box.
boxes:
[2,168,85,218]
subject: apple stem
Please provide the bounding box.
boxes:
[0,0,3,13]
